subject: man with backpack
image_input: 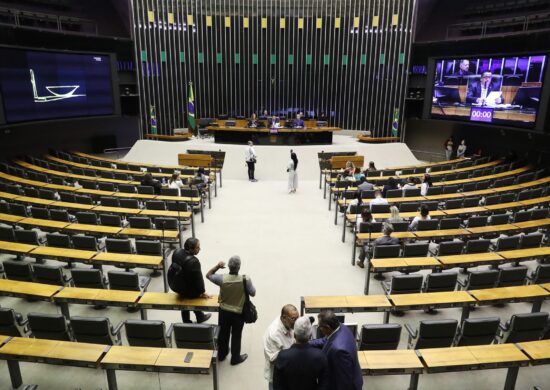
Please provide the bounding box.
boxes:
[168,237,212,323]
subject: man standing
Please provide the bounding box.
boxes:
[264,304,299,390]
[273,316,329,390]
[245,141,258,182]
[170,238,212,324]
[310,310,363,390]
[206,256,255,365]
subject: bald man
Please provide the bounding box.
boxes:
[264,304,300,390]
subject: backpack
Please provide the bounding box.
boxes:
[167,250,191,294]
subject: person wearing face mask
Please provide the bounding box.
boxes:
[170,237,212,324]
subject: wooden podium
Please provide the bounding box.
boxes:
[329,155,364,169]
[177,153,213,168]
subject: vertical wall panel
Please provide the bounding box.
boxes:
[131,0,415,138]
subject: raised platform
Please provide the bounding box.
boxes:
[358,135,400,143]
[145,133,192,141]
[210,126,341,145]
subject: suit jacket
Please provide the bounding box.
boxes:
[357,181,374,192]
[171,250,205,298]
[466,82,502,104]
[310,326,363,390]
[273,344,329,390]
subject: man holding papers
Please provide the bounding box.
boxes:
[466,71,504,105]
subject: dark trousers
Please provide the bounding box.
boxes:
[246,161,255,180]
[181,310,207,323]
[218,309,245,361]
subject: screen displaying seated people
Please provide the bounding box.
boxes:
[0,47,115,124]
[430,55,547,128]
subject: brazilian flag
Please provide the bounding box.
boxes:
[391,108,399,137]
[187,82,196,135]
[150,105,157,134]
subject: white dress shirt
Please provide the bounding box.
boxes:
[263,317,294,382]
[369,196,389,208]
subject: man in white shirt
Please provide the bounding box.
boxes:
[264,304,299,390]
[245,141,258,182]
[369,190,389,209]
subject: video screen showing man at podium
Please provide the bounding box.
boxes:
[430,55,547,128]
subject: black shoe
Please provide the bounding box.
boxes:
[196,313,212,324]
[230,354,248,365]
[218,355,226,362]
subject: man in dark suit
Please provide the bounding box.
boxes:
[309,311,363,390]
[466,71,503,105]
[273,317,329,390]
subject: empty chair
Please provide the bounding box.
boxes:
[172,323,219,349]
[154,217,179,230]
[160,188,180,197]
[406,319,458,349]
[404,188,421,197]
[108,271,151,292]
[30,206,50,220]
[462,182,477,192]
[458,270,499,290]
[445,199,463,210]
[417,220,439,231]
[98,182,115,192]
[359,222,383,234]
[100,196,120,207]
[27,312,72,341]
[476,181,491,191]
[32,264,70,286]
[119,198,139,209]
[497,266,528,287]
[100,171,115,179]
[382,274,424,295]
[500,312,549,343]
[0,307,27,337]
[0,226,16,242]
[9,203,28,217]
[371,204,390,213]
[422,201,439,211]
[466,215,489,227]
[137,186,155,195]
[516,172,535,184]
[443,185,460,194]
[3,261,33,282]
[72,235,100,251]
[24,187,39,198]
[515,211,533,225]
[360,190,375,199]
[71,316,123,345]
[391,221,409,232]
[531,208,549,220]
[4,184,22,195]
[75,212,98,225]
[145,200,167,211]
[128,217,153,229]
[454,317,500,346]
[426,187,442,196]
[167,201,189,212]
[39,189,56,200]
[465,239,491,253]
[71,167,84,175]
[59,192,76,203]
[15,229,42,245]
[135,240,162,256]
[50,209,71,222]
[528,264,550,284]
[99,214,123,227]
[71,269,108,289]
[495,236,521,252]
[118,184,136,193]
[114,172,130,181]
[386,189,402,198]
[437,240,464,256]
[75,195,93,205]
[358,323,402,351]
[105,238,133,254]
[500,193,517,203]
[80,180,97,190]
[403,243,429,257]
[372,245,401,259]
[439,218,461,230]
[46,233,71,248]
[517,190,531,201]
[125,320,170,347]
[399,202,420,212]
[0,202,8,213]
[423,272,458,293]
[489,214,510,226]
[463,197,481,208]
[484,195,501,206]
[520,233,544,249]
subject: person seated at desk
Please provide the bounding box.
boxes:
[357,176,374,192]
[386,206,404,224]
[260,110,270,119]
[382,177,400,198]
[358,222,401,269]
[168,172,189,196]
[268,115,281,128]
[141,172,162,195]
[248,113,259,128]
[409,204,431,231]
[466,71,503,105]
[293,112,305,128]
[402,177,418,194]
[369,190,388,209]
[367,161,377,172]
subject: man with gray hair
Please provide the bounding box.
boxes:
[273,317,329,390]
[374,222,400,246]
[206,256,256,365]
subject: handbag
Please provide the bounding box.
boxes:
[242,275,258,323]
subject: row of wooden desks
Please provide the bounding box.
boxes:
[0,336,218,390]
[301,283,550,324]
[359,340,550,390]
[0,241,169,292]
[0,280,219,319]
[0,171,205,224]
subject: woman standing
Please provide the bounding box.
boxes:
[444,137,454,160]
[457,139,467,158]
[287,151,299,193]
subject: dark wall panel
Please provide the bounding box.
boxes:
[132,0,415,136]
